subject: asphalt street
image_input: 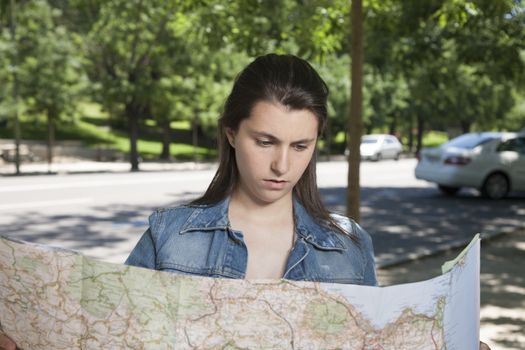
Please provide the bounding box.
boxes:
[1,158,524,349]
[1,158,523,266]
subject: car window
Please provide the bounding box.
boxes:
[446,133,499,149]
[385,139,393,144]
[362,138,379,144]
[497,137,525,154]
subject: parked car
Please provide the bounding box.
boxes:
[358,134,403,161]
[415,132,525,199]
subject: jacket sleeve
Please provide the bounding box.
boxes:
[125,211,160,269]
[125,228,157,269]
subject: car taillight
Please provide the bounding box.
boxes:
[444,156,471,165]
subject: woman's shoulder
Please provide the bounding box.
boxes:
[329,213,373,244]
[148,200,229,236]
[151,203,208,215]
[147,203,211,235]
[328,213,377,286]
[149,203,197,219]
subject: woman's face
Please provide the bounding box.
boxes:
[226,101,318,205]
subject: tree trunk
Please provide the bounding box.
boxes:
[460,121,471,134]
[160,119,171,160]
[192,117,199,162]
[46,110,55,173]
[416,115,424,156]
[389,114,397,135]
[407,115,414,154]
[126,103,140,171]
[325,116,331,160]
[346,0,363,223]
[9,0,21,175]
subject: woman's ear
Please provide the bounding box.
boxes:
[225,128,236,148]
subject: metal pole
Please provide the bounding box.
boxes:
[9,0,21,175]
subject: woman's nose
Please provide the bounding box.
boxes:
[271,148,289,175]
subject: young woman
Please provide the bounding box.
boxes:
[0,54,490,350]
[125,53,377,284]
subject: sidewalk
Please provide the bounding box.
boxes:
[0,157,525,268]
[378,229,525,350]
[0,158,216,175]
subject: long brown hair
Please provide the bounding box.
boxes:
[192,54,350,237]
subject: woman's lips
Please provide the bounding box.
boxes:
[263,179,288,190]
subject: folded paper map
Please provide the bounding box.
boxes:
[0,235,480,349]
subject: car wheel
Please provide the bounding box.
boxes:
[394,152,401,161]
[438,185,460,196]
[373,153,382,161]
[481,173,509,199]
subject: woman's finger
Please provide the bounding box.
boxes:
[480,341,491,350]
[0,334,17,350]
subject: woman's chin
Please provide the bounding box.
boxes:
[252,189,293,206]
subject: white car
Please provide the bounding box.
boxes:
[415,132,525,199]
[359,134,403,161]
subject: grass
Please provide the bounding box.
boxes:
[170,120,191,129]
[1,102,451,159]
[421,130,448,147]
[0,102,214,160]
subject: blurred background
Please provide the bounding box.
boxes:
[1,0,524,349]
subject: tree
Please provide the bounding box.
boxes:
[0,0,22,174]
[357,0,525,157]
[347,0,364,222]
[314,53,352,156]
[86,0,197,171]
[1,0,82,170]
[17,1,82,168]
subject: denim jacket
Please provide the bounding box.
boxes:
[126,197,377,286]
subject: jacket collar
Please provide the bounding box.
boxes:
[292,197,346,250]
[180,196,346,250]
[180,197,230,232]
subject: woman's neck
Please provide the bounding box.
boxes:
[229,190,294,224]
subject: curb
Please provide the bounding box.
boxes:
[376,226,524,269]
[0,161,217,176]
[1,157,419,176]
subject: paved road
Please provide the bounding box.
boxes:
[0,159,523,266]
[321,160,525,267]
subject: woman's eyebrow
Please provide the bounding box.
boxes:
[251,131,315,144]
[252,131,279,141]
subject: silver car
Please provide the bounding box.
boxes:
[359,134,403,161]
[415,132,525,199]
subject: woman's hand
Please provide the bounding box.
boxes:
[0,333,16,350]
[480,341,491,350]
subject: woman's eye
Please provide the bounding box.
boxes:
[294,144,308,151]
[256,140,273,147]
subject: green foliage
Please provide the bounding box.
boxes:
[363,0,525,142]
[502,90,525,131]
[1,0,525,162]
[0,103,215,160]
[86,0,195,112]
[421,130,449,148]
[18,1,83,120]
[0,0,84,138]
